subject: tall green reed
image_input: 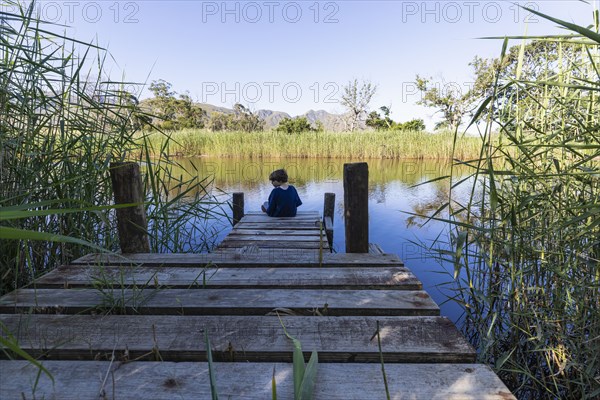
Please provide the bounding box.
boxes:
[0,1,227,296]
[141,128,483,160]
[436,6,600,399]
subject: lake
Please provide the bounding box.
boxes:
[169,157,468,324]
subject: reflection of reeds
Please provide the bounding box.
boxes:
[0,2,227,296]
[436,7,600,399]
[157,157,471,192]
[141,129,483,160]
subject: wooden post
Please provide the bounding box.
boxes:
[109,162,150,253]
[323,192,335,249]
[232,192,244,226]
[343,162,369,253]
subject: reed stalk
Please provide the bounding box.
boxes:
[140,128,484,160]
[0,1,227,296]
[435,6,600,399]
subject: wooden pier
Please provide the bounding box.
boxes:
[0,163,514,399]
[0,211,514,399]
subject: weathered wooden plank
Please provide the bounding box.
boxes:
[221,234,324,242]
[235,223,320,228]
[33,266,422,290]
[0,288,438,316]
[0,360,515,399]
[240,215,321,223]
[246,211,319,215]
[217,240,328,249]
[71,253,404,267]
[244,212,320,218]
[234,222,320,229]
[0,315,471,362]
[243,212,320,218]
[229,229,322,236]
[210,248,323,258]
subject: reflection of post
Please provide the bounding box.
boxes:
[233,192,244,226]
[344,163,369,253]
[323,192,335,250]
[109,162,150,253]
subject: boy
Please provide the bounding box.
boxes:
[261,169,302,217]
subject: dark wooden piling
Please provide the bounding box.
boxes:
[232,192,245,226]
[323,192,335,249]
[109,162,150,253]
[343,163,369,253]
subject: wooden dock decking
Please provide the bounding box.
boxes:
[0,211,515,399]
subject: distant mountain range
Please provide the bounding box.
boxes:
[198,103,364,131]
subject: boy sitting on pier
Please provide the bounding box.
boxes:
[261,169,302,217]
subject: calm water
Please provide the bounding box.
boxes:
[171,157,467,324]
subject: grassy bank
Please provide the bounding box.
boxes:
[142,128,483,159]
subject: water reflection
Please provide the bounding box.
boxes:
[170,158,455,189]
[165,157,468,323]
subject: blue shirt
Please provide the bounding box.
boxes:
[266,185,302,217]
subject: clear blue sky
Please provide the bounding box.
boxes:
[14,0,598,128]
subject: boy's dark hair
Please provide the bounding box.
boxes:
[269,169,288,183]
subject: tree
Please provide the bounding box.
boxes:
[396,118,425,131]
[378,106,393,129]
[415,75,472,131]
[145,80,206,130]
[206,104,264,132]
[149,79,175,99]
[415,40,583,132]
[340,79,377,131]
[365,106,425,132]
[176,93,206,129]
[469,40,583,129]
[276,117,316,134]
[366,106,394,130]
[207,112,230,132]
[231,103,264,132]
[366,111,386,130]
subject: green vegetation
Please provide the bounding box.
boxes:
[278,315,319,400]
[205,331,219,400]
[143,128,482,159]
[415,38,586,132]
[141,80,266,133]
[415,75,471,131]
[4,1,598,398]
[276,116,321,134]
[431,7,600,399]
[162,158,469,196]
[206,103,265,132]
[0,2,226,297]
[143,79,206,130]
[367,106,426,131]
